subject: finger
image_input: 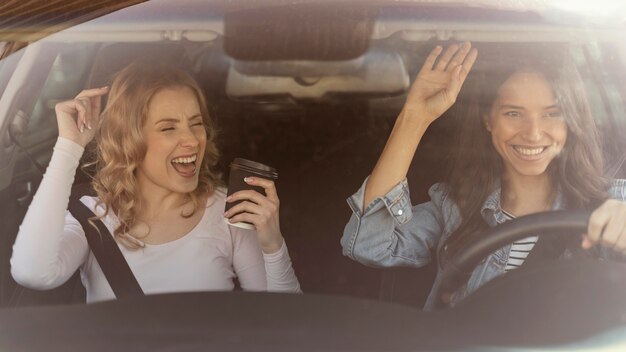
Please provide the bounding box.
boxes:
[581,235,594,250]
[459,47,478,82]
[228,212,260,228]
[446,42,471,71]
[75,86,109,99]
[447,64,464,98]
[74,99,88,133]
[587,204,611,245]
[419,45,443,74]
[76,87,108,128]
[77,98,91,132]
[227,189,270,206]
[224,201,264,219]
[76,97,92,130]
[434,44,460,71]
[245,177,279,202]
[598,214,626,250]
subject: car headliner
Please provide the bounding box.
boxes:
[0,0,146,58]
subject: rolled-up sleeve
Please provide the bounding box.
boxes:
[341,177,447,268]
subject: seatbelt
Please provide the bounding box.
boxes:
[68,197,144,299]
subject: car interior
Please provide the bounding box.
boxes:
[1,2,626,315]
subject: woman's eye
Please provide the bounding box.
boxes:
[545,111,562,118]
[504,111,521,118]
[192,122,204,127]
[160,127,175,132]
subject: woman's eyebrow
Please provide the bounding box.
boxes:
[498,104,560,110]
[499,104,525,110]
[154,118,179,125]
[154,114,201,125]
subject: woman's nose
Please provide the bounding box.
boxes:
[521,118,543,142]
[179,127,200,147]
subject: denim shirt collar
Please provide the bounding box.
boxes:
[480,180,566,227]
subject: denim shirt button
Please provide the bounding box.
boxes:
[397,209,403,215]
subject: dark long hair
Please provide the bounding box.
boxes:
[441,43,609,260]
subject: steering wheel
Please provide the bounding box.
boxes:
[431,210,591,309]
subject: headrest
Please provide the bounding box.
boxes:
[85,42,190,90]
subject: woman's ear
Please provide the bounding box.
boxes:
[483,116,491,132]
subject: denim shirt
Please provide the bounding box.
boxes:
[341,177,626,311]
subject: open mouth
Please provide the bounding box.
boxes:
[171,154,198,177]
[511,145,549,160]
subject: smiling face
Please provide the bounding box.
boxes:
[136,86,207,196]
[485,71,568,180]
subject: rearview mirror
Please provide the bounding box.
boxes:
[226,48,409,100]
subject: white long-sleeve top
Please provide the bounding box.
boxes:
[11,137,301,302]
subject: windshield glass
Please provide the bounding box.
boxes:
[1,0,626,350]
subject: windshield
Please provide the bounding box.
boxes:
[1,1,626,350]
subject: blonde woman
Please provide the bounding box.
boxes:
[11,63,300,302]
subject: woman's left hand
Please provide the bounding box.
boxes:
[224,177,284,254]
[583,199,626,254]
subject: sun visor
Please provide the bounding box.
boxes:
[224,4,377,61]
[226,49,409,100]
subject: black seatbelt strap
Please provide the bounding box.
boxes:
[68,198,144,298]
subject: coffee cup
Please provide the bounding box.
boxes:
[225,158,278,230]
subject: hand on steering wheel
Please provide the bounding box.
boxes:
[434,210,592,309]
[583,199,626,255]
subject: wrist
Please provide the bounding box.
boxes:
[58,133,87,148]
[395,109,431,137]
[398,107,433,129]
[261,236,284,254]
[56,136,86,157]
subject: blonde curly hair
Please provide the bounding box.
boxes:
[89,63,221,249]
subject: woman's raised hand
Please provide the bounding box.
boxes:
[404,42,477,124]
[224,177,284,254]
[54,87,109,147]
